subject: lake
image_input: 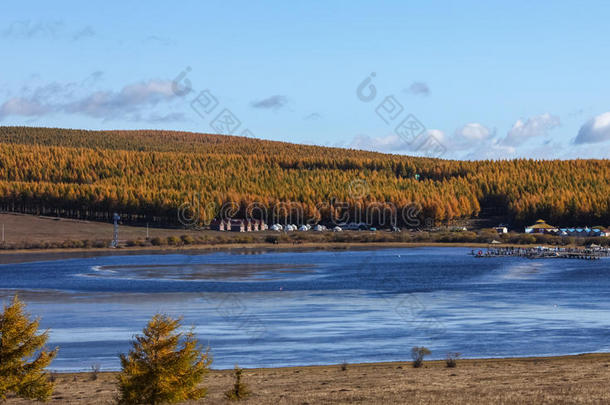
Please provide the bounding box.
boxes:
[1,247,609,371]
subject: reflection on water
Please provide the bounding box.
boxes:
[84,263,314,281]
[0,248,609,371]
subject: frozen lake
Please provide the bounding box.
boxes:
[1,247,609,371]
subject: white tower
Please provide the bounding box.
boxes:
[111,213,120,247]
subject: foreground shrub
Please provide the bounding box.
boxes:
[0,296,58,401]
[117,314,212,405]
[411,346,431,368]
[445,352,461,368]
[224,364,250,401]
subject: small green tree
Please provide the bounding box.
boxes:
[224,364,250,401]
[411,346,431,368]
[117,314,212,405]
[0,295,58,402]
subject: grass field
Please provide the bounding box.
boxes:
[0,213,200,244]
[4,354,609,404]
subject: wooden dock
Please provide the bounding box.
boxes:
[471,246,609,260]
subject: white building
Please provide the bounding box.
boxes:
[495,226,508,234]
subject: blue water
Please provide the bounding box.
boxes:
[0,247,609,371]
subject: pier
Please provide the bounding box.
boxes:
[471,246,610,260]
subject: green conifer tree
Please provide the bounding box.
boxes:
[0,295,57,401]
[117,314,212,405]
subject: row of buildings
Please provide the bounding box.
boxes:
[208,218,610,237]
[525,219,610,237]
[210,219,268,232]
[208,219,359,232]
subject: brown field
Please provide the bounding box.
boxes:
[4,354,610,404]
[0,213,201,244]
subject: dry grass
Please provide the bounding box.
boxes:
[0,213,200,244]
[4,354,609,404]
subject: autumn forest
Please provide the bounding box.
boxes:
[0,126,609,228]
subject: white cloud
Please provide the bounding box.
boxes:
[348,129,446,156]
[455,123,492,141]
[0,77,183,123]
[0,97,50,117]
[444,122,496,152]
[404,81,430,96]
[425,129,445,143]
[349,134,406,152]
[1,20,95,41]
[72,26,95,41]
[303,112,322,121]
[1,20,64,39]
[500,113,560,146]
[250,95,289,110]
[65,80,177,118]
[452,124,514,160]
[574,111,610,144]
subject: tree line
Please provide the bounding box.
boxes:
[0,126,608,227]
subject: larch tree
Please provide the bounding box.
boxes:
[0,295,57,402]
[117,314,212,405]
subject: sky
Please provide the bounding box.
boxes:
[1,0,609,160]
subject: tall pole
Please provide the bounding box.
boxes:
[112,213,120,247]
[1,224,4,243]
[146,222,149,239]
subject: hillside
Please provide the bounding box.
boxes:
[0,126,609,227]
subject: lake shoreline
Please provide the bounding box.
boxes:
[47,352,610,373]
[0,241,546,264]
[6,353,610,404]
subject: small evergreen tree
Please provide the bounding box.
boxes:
[0,295,58,402]
[117,314,212,405]
[224,364,250,401]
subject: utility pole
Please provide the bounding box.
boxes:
[146,222,149,240]
[1,224,4,243]
[111,213,120,247]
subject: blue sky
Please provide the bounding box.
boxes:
[1,1,609,159]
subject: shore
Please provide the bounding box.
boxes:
[0,241,539,264]
[4,354,610,404]
[2,213,608,263]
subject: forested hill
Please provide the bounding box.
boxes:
[0,126,608,227]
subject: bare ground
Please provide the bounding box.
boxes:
[4,354,610,404]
